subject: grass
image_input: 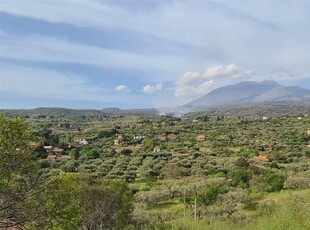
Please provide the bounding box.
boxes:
[138,188,310,230]
[170,189,310,230]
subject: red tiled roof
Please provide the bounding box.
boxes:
[54,148,63,153]
[253,155,270,162]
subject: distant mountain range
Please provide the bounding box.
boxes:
[186,80,310,108]
[2,81,310,118]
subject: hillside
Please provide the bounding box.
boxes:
[2,107,158,118]
[187,80,310,108]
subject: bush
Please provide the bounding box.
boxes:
[197,184,223,206]
[284,176,310,189]
[228,169,249,188]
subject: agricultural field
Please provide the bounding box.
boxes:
[1,108,310,229]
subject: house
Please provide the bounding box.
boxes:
[307,130,310,135]
[167,134,177,140]
[79,140,88,145]
[263,146,272,152]
[253,155,270,162]
[44,146,53,154]
[74,137,86,143]
[114,139,121,146]
[44,146,53,150]
[153,146,161,152]
[53,148,63,154]
[196,135,205,141]
[29,142,38,148]
[297,117,302,120]
[217,135,227,141]
[134,135,144,141]
[262,116,269,120]
[116,134,123,140]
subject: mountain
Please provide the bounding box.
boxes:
[186,80,310,108]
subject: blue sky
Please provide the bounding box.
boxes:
[0,0,309,109]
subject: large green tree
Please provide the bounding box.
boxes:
[0,114,134,229]
[0,114,80,229]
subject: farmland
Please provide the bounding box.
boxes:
[1,106,310,229]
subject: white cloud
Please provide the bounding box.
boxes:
[1,1,310,108]
[142,83,163,93]
[204,64,238,78]
[175,80,214,99]
[176,71,202,85]
[1,1,309,82]
[174,64,255,100]
[115,85,130,92]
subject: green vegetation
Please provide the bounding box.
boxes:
[0,106,309,229]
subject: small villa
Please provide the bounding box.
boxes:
[167,134,177,140]
[253,155,270,162]
[74,137,87,143]
[196,135,205,141]
[114,139,121,146]
[153,146,161,152]
[53,148,64,154]
[29,142,38,148]
[116,134,123,140]
[263,146,272,152]
[134,135,144,141]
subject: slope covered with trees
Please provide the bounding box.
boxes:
[1,109,309,229]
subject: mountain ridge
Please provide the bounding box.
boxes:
[186,80,310,108]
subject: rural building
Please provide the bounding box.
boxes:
[263,146,272,152]
[53,148,64,154]
[253,155,270,162]
[307,130,310,135]
[114,139,121,146]
[167,134,177,139]
[134,135,144,141]
[196,135,205,141]
[29,142,38,148]
[44,146,53,154]
[79,140,88,145]
[218,135,227,141]
[153,146,161,152]
[74,137,86,143]
[116,134,123,140]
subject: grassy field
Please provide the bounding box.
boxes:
[141,188,310,230]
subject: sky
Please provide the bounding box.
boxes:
[0,0,309,109]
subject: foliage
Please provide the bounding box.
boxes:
[197,184,223,206]
[228,169,249,188]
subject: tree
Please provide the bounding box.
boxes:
[197,184,222,206]
[70,148,80,159]
[120,149,133,156]
[160,163,182,179]
[0,114,80,229]
[75,176,133,229]
[228,169,249,188]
